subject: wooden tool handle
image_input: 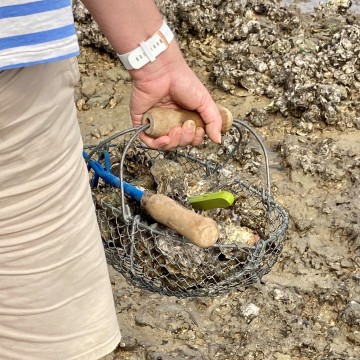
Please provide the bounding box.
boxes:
[141,193,219,248]
[142,106,233,138]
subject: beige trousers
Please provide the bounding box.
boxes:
[0,59,121,359]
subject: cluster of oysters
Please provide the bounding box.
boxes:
[155,0,360,132]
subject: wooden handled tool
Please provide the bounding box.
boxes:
[141,193,219,248]
[142,105,233,137]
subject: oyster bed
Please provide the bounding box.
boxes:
[74,0,360,134]
[156,0,360,131]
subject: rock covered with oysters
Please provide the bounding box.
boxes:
[91,129,286,295]
[155,0,359,132]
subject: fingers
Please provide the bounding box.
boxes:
[193,126,206,147]
[138,132,172,149]
[163,120,205,150]
[197,101,222,144]
[138,120,205,150]
[171,74,223,144]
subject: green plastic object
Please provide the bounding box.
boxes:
[188,191,235,210]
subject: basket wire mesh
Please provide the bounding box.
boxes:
[84,119,288,297]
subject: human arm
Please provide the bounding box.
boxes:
[80,0,222,149]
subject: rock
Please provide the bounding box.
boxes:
[328,327,340,337]
[239,303,260,321]
[106,67,131,82]
[96,81,115,97]
[274,353,291,360]
[99,123,115,137]
[118,334,138,351]
[273,288,289,302]
[108,98,117,109]
[347,331,360,345]
[340,259,353,268]
[76,98,86,111]
[354,117,360,129]
[245,108,270,127]
[86,95,111,108]
[90,128,101,138]
[340,301,360,327]
[135,304,197,333]
[81,75,97,98]
[146,346,204,360]
[352,273,360,284]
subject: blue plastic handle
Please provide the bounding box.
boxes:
[83,151,144,202]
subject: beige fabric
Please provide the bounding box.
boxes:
[0,59,121,360]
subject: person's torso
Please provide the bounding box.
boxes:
[0,0,79,70]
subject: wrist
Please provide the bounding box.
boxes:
[129,41,185,81]
[117,20,177,72]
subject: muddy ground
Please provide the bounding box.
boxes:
[75,1,360,359]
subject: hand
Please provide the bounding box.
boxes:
[129,42,222,150]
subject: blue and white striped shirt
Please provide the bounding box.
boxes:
[0,0,80,70]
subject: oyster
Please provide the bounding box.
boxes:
[150,158,188,200]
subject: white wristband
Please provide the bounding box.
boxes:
[117,21,174,70]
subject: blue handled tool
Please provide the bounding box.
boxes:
[83,150,143,202]
[83,150,220,248]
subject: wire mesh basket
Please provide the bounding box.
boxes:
[84,119,288,297]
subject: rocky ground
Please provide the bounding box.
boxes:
[74,1,360,359]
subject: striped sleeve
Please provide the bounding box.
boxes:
[0,0,80,70]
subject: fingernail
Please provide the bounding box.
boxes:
[217,133,222,144]
[184,120,196,129]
